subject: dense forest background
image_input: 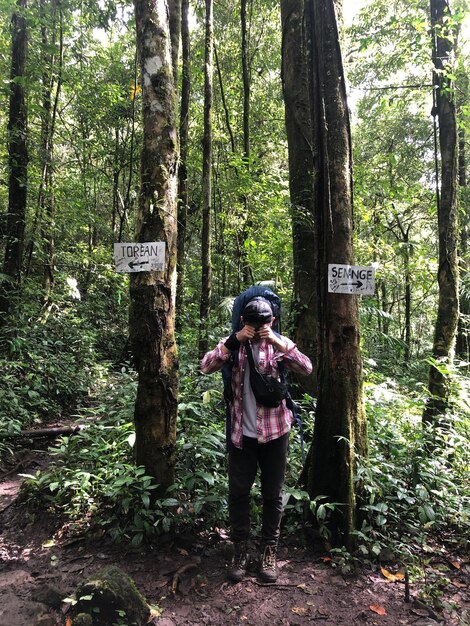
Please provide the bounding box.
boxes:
[0,0,469,587]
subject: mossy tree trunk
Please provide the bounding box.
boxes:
[456,66,469,362]
[297,0,367,548]
[1,0,28,316]
[281,0,319,395]
[423,0,460,424]
[131,0,179,492]
[198,0,213,358]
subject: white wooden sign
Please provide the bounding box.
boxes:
[114,242,165,273]
[328,264,375,295]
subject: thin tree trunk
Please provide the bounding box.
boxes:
[241,0,250,165]
[304,0,366,547]
[198,0,213,358]
[130,0,179,492]
[404,244,411,361]
[423,0,460,424]
[167,0,181,86]
[214,43,235,153]
[40,0,63,298]
[1,0,28,315]
[239,0,253,287]
[176,0,190,326]
[392,216,412,361]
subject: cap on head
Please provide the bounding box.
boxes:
[242,297,273,325]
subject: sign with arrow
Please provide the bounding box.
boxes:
[328,263,375,295]
[114,242,165,273]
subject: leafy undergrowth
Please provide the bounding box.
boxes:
[16,361,469,614]
[0,274,125,465]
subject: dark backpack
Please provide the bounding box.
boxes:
[221,286,304,457]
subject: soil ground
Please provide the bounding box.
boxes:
[0,443,468,626]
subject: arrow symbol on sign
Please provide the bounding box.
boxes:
[128,260,149,269]
[340,280,363,288]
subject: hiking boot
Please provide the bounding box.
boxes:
[227,541,249,583]
[259,544,278,583]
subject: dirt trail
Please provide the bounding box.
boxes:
[0,448,468,626]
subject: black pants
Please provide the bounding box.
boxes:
[228,433,289,544]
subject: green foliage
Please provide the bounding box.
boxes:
[20,365,228,544]
[0,279,110,461]
[0,0,468,596]
[20,357,311,545]
[351,373,469,565]
[16,345,470,569]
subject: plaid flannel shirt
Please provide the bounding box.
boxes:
[201,336,312,449]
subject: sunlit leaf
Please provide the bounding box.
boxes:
[381,567,405,582]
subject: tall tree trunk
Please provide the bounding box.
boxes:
[38,0,63,298]
[392,216,412,361]
[239,0,254,287]
[281,0,319,395]
[198,0,213,358]
[304,0,366,547]
[176,0,190,327]
[456,66,469,362]
[423,0,460,424]
[1,0,28,315]
[404,242,411,361]
[130,0,179,492]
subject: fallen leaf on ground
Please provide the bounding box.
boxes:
[451,580,467,588]
[450,561,461,569]
[322,556,332,562]
[148,604,163,619]
[381,567,405,582]
[291,607,309,615]
[369,604,387,615]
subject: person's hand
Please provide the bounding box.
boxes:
[258,325,287,352]
[236,325,256,343]
[258,324,275,343]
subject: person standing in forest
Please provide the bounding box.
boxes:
[201,295,312,583]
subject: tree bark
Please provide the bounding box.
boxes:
[281,0,319,395]
[1,0,28,315]
[303,0,367,547]
[423,0,460,423]
[131,0,179,492]
[198,0,213,358]
[167,0,181,86]
[176,0,190,326]
[455,66,469,362]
